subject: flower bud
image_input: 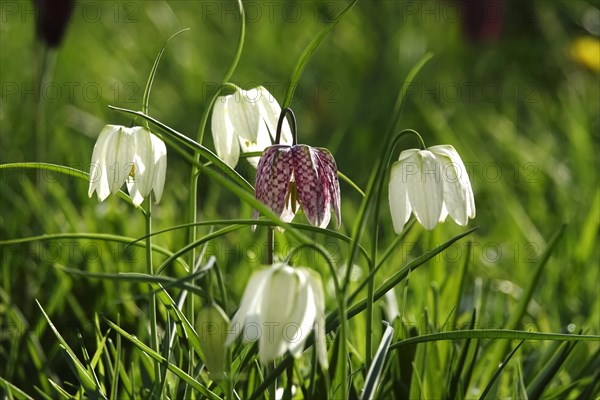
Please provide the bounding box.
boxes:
[196,303,230,379]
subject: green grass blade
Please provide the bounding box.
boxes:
[447,308,477,400]
[0,378,36,400]
[507,225,566,329]
[142,29,189,116]
[389,330,599,349]
[483,225,566,381]
[281,0,358,109]
[526,341,578,399]
[0,163,140,209]
[36,300,107,399]
[343,228,478,326]
[47,379,73,399]
[107,105,253,192]
[360,322,394,400]
[101,316,221,400]
[151,283,205,360]
[1,233,188,270]
[479,340,525,400]
[54,264,207,298]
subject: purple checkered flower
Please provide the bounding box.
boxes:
[253,144,341,229]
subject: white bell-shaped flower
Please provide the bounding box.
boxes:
[388,144,475,233]
[88,125,167,207]
[211,86,293,168]
[226,263,328,369]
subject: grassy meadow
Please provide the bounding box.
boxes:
[1,0,599,399]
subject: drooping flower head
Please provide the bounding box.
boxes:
[88,124,167,207]
[211,86,293,168]
[252,107,341,229]
[253,144,341,229]
[388,144,475,233]
[226,263,328,369]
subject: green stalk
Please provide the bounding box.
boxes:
[144,200,161,394]
[186,0,245,386]
[364,129,426,364]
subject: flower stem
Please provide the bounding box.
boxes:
[144,199,161,393]
[360,128,427,365]
[186,0,245,385]
[275,107,297,145]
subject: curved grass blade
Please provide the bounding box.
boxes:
[53,264,208,298]
[341,227,477,326]
[0,163,140,209]
[36,300,107,400]
[526,340,578,399]
[282,0,358,108]
[0,378,36,400]
[127,219,370,264]
[0,233,188,270]
[479,340,525,400]
[360,322,394,400]
[101,316,221,400]
[142,28,189,116]
[483,225,566,381]
[108,105,253,193]
[389,330,599,350]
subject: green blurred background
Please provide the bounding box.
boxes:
[1,0,599,395]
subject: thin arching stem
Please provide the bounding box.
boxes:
[275,107,297,145]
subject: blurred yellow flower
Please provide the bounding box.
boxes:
[571,36,600,71]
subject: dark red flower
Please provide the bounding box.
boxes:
[253,144,341,229]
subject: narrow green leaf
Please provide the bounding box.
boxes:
[0,233,188,270]
[282,0,358,108]
[341,228,478,327]
[36,300,106,399]
[390,330,598,349]
[526,341,578,399]
[0,163,141,209]
[47,379,73,399]
[0,378,36,400]
[108,105,254,192]
[447,309,477,400]
[479,340,525,400]
[507,225,565,329]
[151,283,205,360]
[360,323,394,400]
[102,316,221,400]
[142,29,189,116]
[54,265,207,298]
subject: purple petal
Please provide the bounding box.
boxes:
[253,145,293,221]
[315,148,341,228]
[292,145,328,227]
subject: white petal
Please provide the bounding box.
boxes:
[406,150,444,230]
[150,133,167,203]
[430,145,476,223]
[258,265,298,363]
[126,180,145,207]
[211,95,240,168]
[306,270,328,369]
[286,270,316,358]
[130,127,154,199]
[389,161,412,234]
[238,122,273,168]
[105,126,136,196]
[230,88,261,142]
[88,125,117,201]
[226,268,274,346]
[256,86,293,145]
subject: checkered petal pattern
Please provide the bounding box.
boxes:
[253,145,293,221]
[253,144,341,229]
[292,145,327,227]
[315,147,341,228]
